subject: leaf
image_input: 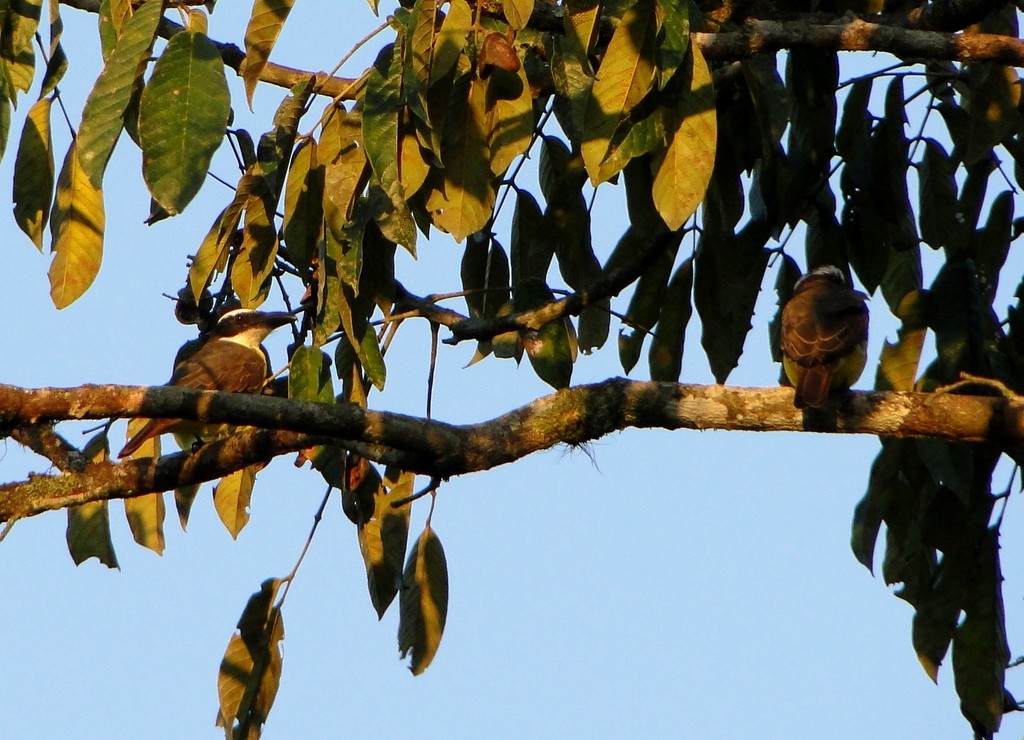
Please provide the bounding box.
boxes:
[363,43,404,205]
[652,44,716,230]
[288,345,334,403]
[850,440,908,573]
[2,0,42,94]
[174,485,199,531]
[424,73,495,240]
[875,289,926,392]
[232,189,279,308]
[188,194,245,301]
[618,232,679,373]
[504,0,533,29]
[48,143,105,309]
[124,493,166,555]
[510,188,546,286]
[580,0,657,183]
[429,0,470,90]
[966,63,1022,165]
[322,106,370,239]
[217,578,285,738]
[693,220,770,383]
[952,527,1009,736]
[254,80,310,201]
[975,190,1014,303]
[486,62,532,176]
[214,465,257,539]
[76,0,162,189]
[649,257,694,382]
[240,0,296,107]
[655,1,688,89]
[13,96,53,249]
[139,29,230,214]
[917,138,957,249]
[358,468,413,618]
[398,526,449,675]
[515,277,574,389]
[282,138,323,273]
[66,432,118,568]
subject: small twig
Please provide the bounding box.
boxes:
[278,486,334,604]
[391,476,441,509]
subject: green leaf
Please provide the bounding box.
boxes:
[66,432,119,568]
[49,143,105,309]
[487,62,532,176]
[289,345,334,403]
[917,138,957,249]
[232,189,279,308]
[1,0,42,94]
[966,62,1022,165]
[655,0,688,89]
[652,44,716,230]
[850,440,907,573]
[398,526,449,675]
[580,0,657,183]
[240,0,296,107]
[875,289,926,392]
[358,468,413,619]
[510,188,547,286]
[213,465,257,539]
[975,190,1014,303]
[282,138,323,273]
[952,527,1009,736]
[174,485,199,531]
[363,43,404,205]
[139,29,230,214]
[217,578,285,738]
[188,193,246,301]
[618,233,679,373]
[424,73,495,241]
[694,220,770,383]
[124,492,165,555]
[13,96,53,249]
[255,80,310,201]
[515,277,574,389]
[428,0,470,89]
[76,0,162,190]
[649,257,694,382]
[504,0,534,29]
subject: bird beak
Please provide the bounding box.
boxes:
[261,312,298,328]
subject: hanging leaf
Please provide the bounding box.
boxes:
[358,469,413,619]
[282,138,323,273]
[66,432,118,568]
[217,578,285,738]
[965,63,1022,165]
[487,62,532,176]
[580,0,657,183]
[398,526,449,675]
[917,138,957,249]
[424,72,495,241]
[214,465,258,539]
[289,345,334,403]
[189,193,246,302]
[232,189,279,308]
[875,290,926,392]
[515,277,574,388]
[363,43,404,205]
[652,45,716,230]
[13,96,53,249]
[174,485,199,531]
[1,0,42,95]
[504,0,534,29]
[139,29,230,214]
[240,0,296,107]
[49,143,105,309]
[76,0,162,189]
[618,233,679,373]
[649,256,694,382]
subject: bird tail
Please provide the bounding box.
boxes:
[795,366,832,408]
[118,419,169,458]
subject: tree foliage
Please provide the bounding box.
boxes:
[3,0,1024,735]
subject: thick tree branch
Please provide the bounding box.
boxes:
[3,380,1024,521]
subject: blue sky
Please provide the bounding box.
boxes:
[1,4,1021,738]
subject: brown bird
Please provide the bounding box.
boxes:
[119,309,295,458]
[780,265,869,408]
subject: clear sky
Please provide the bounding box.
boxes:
[2,4,1021,738]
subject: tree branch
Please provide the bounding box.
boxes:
[3,380,1024,521]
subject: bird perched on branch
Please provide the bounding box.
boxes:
[118,309,295,458]
[780,265,869,408]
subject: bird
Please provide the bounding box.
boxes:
[780,265,869,408]
[118,309,296,458]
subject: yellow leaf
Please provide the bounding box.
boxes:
[240,0,296,108]
[504,0,534,29]
[580,0,657,183]
[398,130,430,197]
[214,466,258,539]
[232,190,278,308]
[49,143,105,309]
[13,96,54,249]
[652,44,716,230]
[487,63,532,175]
[66,432,119,568]
[217,579,285,738]
[398,525,449,675]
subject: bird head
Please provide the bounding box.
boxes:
[795,265,847,291]
[212,309,296,348]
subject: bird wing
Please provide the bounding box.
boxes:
[781,289,868,368]
[169,339,270,392]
